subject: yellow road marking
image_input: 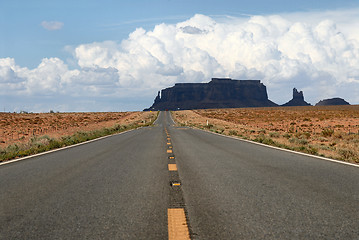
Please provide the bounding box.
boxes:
[167,149,173,153]
[169,156,175,159]
[168,208,190,240]
[172,183,181,186]
[169,146,173,149]
[167,142,171,145]
[168,164,177,171]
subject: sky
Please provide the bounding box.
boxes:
[1,0,359,112]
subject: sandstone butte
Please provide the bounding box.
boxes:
[144,78,350,111]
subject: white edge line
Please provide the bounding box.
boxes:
[152,111,161,125]
[0,127,141,167]
[167,111,176,126]
[170,116,359,169]
[208,130,359,168]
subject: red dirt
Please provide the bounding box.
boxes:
[0,111,156,148]
[172,106,359,164]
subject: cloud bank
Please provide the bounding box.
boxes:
[2,10,359,111]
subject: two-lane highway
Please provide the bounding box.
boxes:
[1,111,359,239]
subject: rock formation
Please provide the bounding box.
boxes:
[281,88,311,106]
[315,98,350,106]
[144,78,278,111]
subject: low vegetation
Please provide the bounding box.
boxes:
[0,111,158,162]
[172,106,359,164]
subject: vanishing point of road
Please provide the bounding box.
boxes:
[1,112,358,239]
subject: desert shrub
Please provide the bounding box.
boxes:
[322,128,334,137]
[305,145,319,155]
[6,144,20,153]
[283,133,291,139]
[215,128,225,134]
[319,145,331,150]
[203,124,214,129]
[289,137,308,145]
[338,148,356,160]
[294,145,318,155]
[47,139,62,150]
[258,129,266,134]
[302,132,311,139]
[318,137,328,142]
[254,134,275,145]
[229,130,238,136]
[269,132,280,138]
[295,132,311,139]
[288,126,295,133]
[298,139,308,145]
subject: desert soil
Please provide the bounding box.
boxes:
[172,106,359,164]
[0,111,156,148]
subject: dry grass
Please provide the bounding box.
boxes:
[172,106,359,164]
[0,111,158,162]
[0,111,156,147]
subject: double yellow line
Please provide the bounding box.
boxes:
[165,127,190,240]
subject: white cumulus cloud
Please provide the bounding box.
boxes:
[1,10,359,112]
[41,21,64,31]
[72,12,359,105]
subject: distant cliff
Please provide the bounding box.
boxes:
[144,78,278,111]
[281,88,311,107]
[315,98,350,106]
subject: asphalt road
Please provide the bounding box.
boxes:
[1,111,359,239]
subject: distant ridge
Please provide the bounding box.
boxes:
[316,98,350,106]
[144,78,351,111]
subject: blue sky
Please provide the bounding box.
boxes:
[1,0,359,112]
[2,0,358,68]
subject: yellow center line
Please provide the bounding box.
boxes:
[167,142,171,145]
[167,149,173,153]
[168,208,190,240]
[168,164,177,171]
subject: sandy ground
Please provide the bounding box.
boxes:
[0,111,156,148]
[172,106,359,164]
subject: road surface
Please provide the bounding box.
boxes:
[1,111,358,239]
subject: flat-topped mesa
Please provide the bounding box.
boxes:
[144,78,278,111]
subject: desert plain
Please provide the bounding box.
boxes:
[1,106,359,164]
[0,111,157,161]
[172,105,359,164]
